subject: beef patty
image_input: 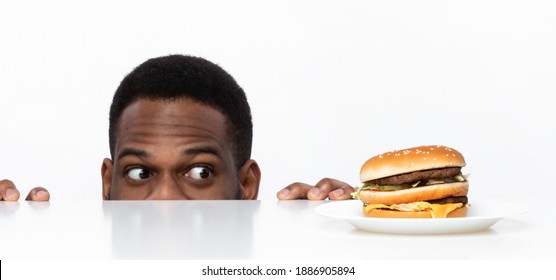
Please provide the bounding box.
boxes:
[427,196,468,205]
[371,167,462,185]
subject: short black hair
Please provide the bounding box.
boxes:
[108,54,253,167]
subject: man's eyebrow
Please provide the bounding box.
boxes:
[118,147,149,160]
[183,146,221,157]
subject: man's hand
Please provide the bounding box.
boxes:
[0,179,50,201]
[277,178,355,200]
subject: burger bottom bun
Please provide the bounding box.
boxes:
[359,181,469,205]
[363,205,468,218]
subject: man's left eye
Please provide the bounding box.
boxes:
[185,166,213,180]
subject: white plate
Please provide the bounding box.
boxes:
[315,199,529,235]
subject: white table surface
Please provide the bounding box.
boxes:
[0,198,553,260]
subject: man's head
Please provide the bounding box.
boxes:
[101,55,260,200]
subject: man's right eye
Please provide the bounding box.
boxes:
[126,167,151,181]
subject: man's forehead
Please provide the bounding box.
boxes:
[116,98,231,146]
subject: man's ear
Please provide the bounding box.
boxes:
[238,159,261,200]
[101,158,113,200]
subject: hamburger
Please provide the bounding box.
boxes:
[352,145,469,218]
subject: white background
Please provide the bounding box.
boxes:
[1,0,555,202]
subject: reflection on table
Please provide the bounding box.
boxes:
[0,198,552,259]
[103,200,258,259]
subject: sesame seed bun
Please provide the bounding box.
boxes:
[360,145,466,183]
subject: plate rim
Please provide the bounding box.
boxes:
[314,199,529,234]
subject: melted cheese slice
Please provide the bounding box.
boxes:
[364,202,463,218]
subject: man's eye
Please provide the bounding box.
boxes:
[185,166,213,180]
[126,167,151,181]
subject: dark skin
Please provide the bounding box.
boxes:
[0,180,49,201]
[276,179,355,200]
[102,98,261,200]
[2,99,353,201]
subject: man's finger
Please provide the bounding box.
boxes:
[25,187,50,201]
[0,179,21,201]
[277,183,312,200]
[328,186,356,200]
[307,178,351,200]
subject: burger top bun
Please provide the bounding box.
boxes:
[360,145,466,183]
